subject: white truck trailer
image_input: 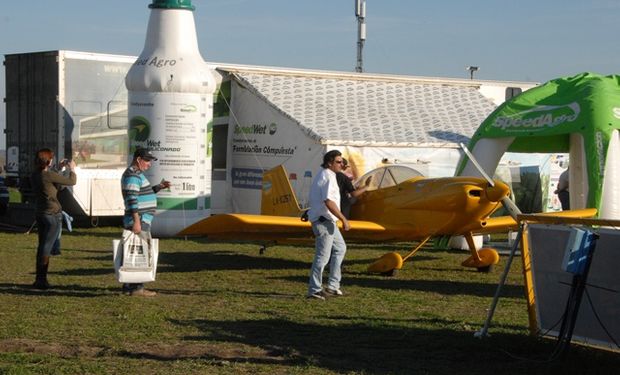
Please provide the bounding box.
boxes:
[4,50,135,224]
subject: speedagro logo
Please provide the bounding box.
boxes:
[492,102,580,130]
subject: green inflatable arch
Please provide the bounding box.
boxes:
[458,72,620,218]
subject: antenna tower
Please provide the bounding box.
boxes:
[355,0,366,73]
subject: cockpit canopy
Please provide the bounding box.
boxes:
[355,165,424,191]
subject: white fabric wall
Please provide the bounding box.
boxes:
[461,137,514,178]
[229,81,323,214]
[568,133,588,210]
[600,130,620,219]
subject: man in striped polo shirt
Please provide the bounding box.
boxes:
[121,147,170,297]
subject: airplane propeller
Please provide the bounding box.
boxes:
[459,143,522,220]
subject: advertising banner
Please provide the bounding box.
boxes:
[230,82,320,213]
[128,91,211,211]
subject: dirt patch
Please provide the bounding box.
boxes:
[0,338,292,363]
[0,338,105,358]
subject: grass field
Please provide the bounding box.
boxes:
[0,227,618,374]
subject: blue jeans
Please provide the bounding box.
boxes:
[308,219,347,295]
[36,213,62,258]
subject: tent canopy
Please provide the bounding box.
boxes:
[462,72,620,215]
[471,72,620,153]
[228,70,499,147]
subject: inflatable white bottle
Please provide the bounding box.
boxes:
[126,0,215,236]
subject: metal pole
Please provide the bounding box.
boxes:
[474,224,524,338]
[466,66,479,80]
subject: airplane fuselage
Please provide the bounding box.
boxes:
[349,176,507,240]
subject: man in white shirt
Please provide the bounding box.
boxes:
[306,150,350,300]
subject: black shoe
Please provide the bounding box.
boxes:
[306,291,326,300]
[324,288,343,297]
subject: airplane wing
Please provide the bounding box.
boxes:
[475,208,598,234]
[178,213,414,242]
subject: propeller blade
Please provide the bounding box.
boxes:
[459,143,522,220]
[459,143,495,187]
[501,196,522,220]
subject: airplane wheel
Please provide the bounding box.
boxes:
[367,252,403,274]
[461,248,499,270]
[259,245,266,255]
[478,248,500,266]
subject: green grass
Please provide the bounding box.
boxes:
[0,227,617,374]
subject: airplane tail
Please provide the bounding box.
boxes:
[261,165,305,217]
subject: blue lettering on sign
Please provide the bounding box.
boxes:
[232,168,265,190]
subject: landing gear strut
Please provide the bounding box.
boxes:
[461,233,500,271]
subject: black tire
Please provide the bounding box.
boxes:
[477,265,492,273]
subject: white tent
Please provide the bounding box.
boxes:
[208,65,536,214]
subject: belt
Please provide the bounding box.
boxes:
[312,216,332,224]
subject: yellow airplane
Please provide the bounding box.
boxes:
[179,164,596,274]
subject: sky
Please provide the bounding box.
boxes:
[1,0,619,148]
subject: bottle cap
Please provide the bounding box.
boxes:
[149,0,195,11]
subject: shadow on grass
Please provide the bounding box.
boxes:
[346,242,432,251]
[61,230,118,239]
[0,283,117,298]
[62,248,110,254]
[0,282,221,298]
[167,317,619,375]
[51,268,112,276]
[343,254,437,267]
[157,251,308,273]
[276,275,524,298]
[323,315,527,332]
[179,237,314,249]
[115,348,297,366]
[36,250,310,279]
[79,255,113,262]
[36,250,308,278]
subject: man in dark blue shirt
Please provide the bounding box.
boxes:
[336,158,371,219]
